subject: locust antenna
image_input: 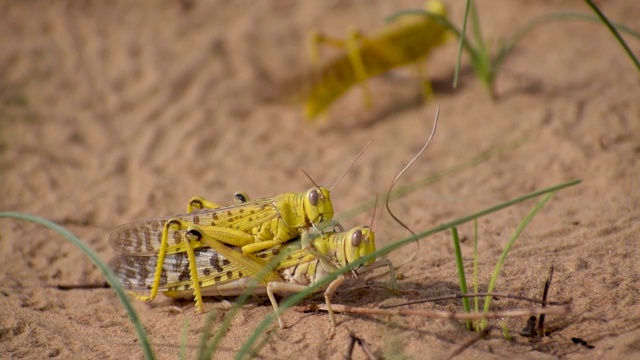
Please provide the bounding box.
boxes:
[386,105,440,268]
[370,193,379,231]
[300,168,322,192]
[330,141,372,191]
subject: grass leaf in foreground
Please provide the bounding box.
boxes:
[0,212,155,360]
[583,0,640,72]
[451,226,472,331]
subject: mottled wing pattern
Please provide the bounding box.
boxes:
[110,238,308,292]
[109,198,279,256]
[110,247,244,292]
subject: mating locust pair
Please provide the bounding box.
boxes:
[109,146,398,329]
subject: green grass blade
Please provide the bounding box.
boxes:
[204,251,289,359]
[469,0,486,58]
[202,307,234,359]
[583,0,640,72]
[197,310,220,360]
[454,0,473,88]
[0,212,155,360]
[179,316,189,360]
[236,179,580,357]
[204,287,258,358]
[473,219,479,316]
[502,323,512,340]
[451,226,472,330]
[378,180,579,259]
[479,190,557,330]
[468,0,495,93]
[496,11,640,71]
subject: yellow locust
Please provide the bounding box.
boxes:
[108,187,333,310]
[108,145,368,311]
[301,0,450,119]
[110,224,394,328]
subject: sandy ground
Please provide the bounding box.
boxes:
[1,1,639,359]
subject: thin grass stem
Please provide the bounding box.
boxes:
[479,191,557,330]
[451,227,472,330]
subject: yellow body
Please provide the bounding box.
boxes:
[109,187,334,310]
[110,226,392,328]
[109,187,333,255]
[303,0,450,119]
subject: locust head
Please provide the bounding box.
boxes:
[341,226,376,270]
[303,186,334,227]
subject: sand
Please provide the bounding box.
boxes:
[1,1,639,359]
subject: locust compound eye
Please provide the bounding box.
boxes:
[308,189,319,206]
[351,229,363,247]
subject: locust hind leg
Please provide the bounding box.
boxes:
[191,224,283,285]
[306,30,351,122]
[182,227,205,312]
[306,28,373,121]
[136,218,206,313]
[345,26,374,110]
[150,220,284,313]
[310,27,374,109]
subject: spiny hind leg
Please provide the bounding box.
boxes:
[136,218,205,313]
[182,226,205,312]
